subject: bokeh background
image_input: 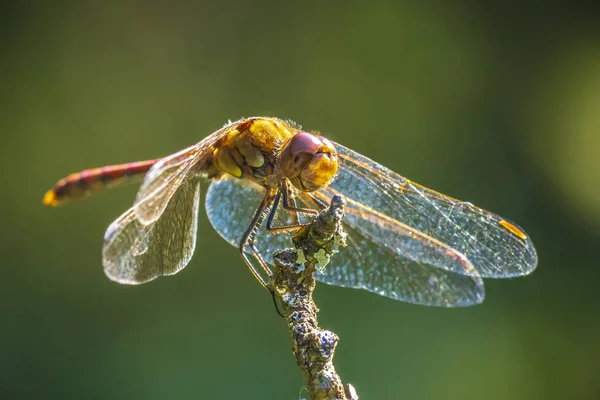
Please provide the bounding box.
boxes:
[2,1,600,399]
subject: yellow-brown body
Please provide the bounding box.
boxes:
[209,118,297,188]
[207,117,338,193]
[44,117,339,206]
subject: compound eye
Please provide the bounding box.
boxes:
[287,132,321,155]
[280,132,322,179]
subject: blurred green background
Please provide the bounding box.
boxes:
[2,1,600,399]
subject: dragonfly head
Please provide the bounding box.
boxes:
[280,132,338,192]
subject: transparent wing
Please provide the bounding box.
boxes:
[103,173,201,284]
[103,124,234,284]
[320,142,538,278]
[205,176,485,307]
[320,224,484,307]
[134,145,201,224]
[133,123,231,224]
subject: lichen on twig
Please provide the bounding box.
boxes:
[271,195,358,400]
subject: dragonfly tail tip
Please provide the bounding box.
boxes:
[42,190,59,206]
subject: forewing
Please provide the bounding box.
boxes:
[134,128,226,224]
[134,145,201,224]
[324,142,538,278]
[103,173,201,284]
[205,176,485,306]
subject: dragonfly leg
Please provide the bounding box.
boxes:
[239,185,326,289]
[266,184,317,233]
[286,188,300,226]
[239,246,270,289]
[282,181,319,216]
[239,190,276,289]
[304,192,328,210]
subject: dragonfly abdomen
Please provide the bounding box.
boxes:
[43,159,159,206]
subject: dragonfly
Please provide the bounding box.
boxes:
[43,117,537,307]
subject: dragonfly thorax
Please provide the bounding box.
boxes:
[210,118,338,192]
[212,118,292,188]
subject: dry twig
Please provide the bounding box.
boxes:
[271,195,358,400]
